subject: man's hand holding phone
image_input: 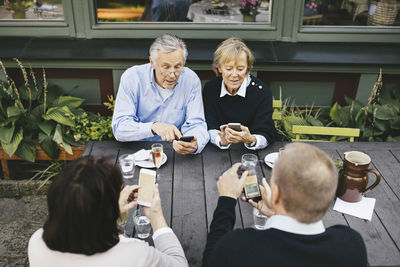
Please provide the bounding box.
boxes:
[242,178,275,217]
[173,136,198,155]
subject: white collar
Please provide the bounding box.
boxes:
[264,215,325,235]
[220,75,251,98]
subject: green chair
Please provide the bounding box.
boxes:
[272,100,282,128]
[292,125,360,142]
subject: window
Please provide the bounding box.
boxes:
[94,0,272,24]
[302,0,400,26]
[0,0,64,20]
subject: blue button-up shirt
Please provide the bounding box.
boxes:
[112,63,209,153]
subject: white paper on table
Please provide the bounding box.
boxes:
[133,149,148,161]
[333,197,376,221]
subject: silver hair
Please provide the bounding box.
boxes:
[149,34,188,64]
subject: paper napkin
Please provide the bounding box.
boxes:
[133,149,149,161]
[333,197,376,221]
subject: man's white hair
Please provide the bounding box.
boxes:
[150,34,188,64]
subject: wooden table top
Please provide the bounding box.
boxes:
[83,141,400,267]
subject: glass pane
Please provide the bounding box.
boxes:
[0,0,64,20]
[302,0,400,26]
[95,0,272,24]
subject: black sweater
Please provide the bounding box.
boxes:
[202,76,278,145]
[203,197,368,267]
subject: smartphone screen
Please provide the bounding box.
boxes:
[137,169,156,207]
[244,175,262,202]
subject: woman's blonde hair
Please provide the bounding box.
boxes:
[212,37,254,76]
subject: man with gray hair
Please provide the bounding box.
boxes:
[112,34,209,154]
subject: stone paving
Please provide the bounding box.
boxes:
[0,181,48,267]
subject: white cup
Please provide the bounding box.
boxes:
[119,154,135,179]
[253,208,267,230]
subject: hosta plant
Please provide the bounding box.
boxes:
[0,59,86,162]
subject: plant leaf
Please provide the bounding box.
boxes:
[0,124,15,143]
[52,96,84,109]
[52,124,72,155]
[39,132,60,159]
[38,121,54,136]
[390,117,400,130]
[305,115,323,126]
[7,105,23,118]
[15,139,36,162]
[1,127,23,157]
[387,135,400,142]
[282,116,308,138]
[42,106,75,127]
[373,119,387,132]
[375,105,397,120]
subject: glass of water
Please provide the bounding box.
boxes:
[119,154,135,179]
[253,208,267,230]
[133,208,152,239]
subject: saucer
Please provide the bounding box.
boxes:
[264,152,279,168]
[135,150,167,168]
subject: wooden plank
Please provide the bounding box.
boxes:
[336,147,400,266]
[361,149,400,256]
[90,141,121,161]
[202,144,241,231]
[229,146,260,229]
[172,153,207,267]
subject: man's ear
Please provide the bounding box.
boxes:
[149,56,155,69]
[271,182,280,207]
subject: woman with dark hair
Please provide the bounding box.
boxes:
[28,156,188,267]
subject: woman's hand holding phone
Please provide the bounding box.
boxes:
[119,185,139,214]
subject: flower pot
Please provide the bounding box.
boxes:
[243,14,256,22]
[0,145,85,179]
[11,9,27,19]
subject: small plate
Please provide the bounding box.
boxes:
[264,152,279,168]
[135,150,167,169]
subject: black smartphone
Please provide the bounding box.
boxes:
[228,123,242,132]
[179,136,194,142]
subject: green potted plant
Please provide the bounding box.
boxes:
[0,59,87,179]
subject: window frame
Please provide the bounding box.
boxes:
[81,0,283,40]
[291,0,400,43]
[0,0,76,37]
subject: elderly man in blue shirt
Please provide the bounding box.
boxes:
[112,34,209,154]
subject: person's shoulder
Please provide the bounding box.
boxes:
[326,225,366,247]
[182,67,200,80]
[203,76,222,93]
[247,75,271,96]
[29,228,44,243]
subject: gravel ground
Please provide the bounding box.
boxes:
[0,196,47,267]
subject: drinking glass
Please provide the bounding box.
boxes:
[241,153,258,175]
[253,208,267,230]
[151,143,163,181]
[133,208,152,239]
[119,154,135,179]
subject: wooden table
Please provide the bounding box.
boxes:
[82,141,400,267]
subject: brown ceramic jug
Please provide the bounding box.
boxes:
[337,151,381,203]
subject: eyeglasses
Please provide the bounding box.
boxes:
[158,65,183,77]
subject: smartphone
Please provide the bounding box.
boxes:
[238,165,261,202]
[137,169,156,207]
[179,135,194,142]
[244,174,262,202]
[228,123,242,132]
